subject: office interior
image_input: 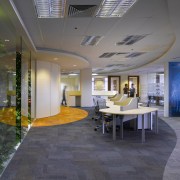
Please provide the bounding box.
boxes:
[0,0,180,179]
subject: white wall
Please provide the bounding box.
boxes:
[139,74,148,103]
[31,60,36,118]
[61,76,79,91]
[80,68,93,107]
[36,61,60,118]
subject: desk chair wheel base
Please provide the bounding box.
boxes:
[94,125,101,131]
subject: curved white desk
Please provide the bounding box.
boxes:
[99,106,158,143]
[92,91,117,96]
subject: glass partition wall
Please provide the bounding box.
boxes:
[148,73,164,105]
[0,39,17,173]
[0,2,18,171]
[0,7,34,175]
[0,40,33,175]
[21,40,30,139]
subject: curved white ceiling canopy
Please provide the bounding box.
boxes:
[36,48,90,70]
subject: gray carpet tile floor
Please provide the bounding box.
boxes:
[0,108,178,180]
[161,116,180,180]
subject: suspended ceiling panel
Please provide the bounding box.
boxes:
[4,0,180,74]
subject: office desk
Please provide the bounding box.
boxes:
[99,106,158,143]
[92,91,117,100]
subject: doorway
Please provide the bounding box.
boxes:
[128,76,139,97]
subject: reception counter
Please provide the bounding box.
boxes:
[67,91,81,107]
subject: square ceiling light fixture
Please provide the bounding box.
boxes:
[81,36,103,46]
[34,0,66,18]
[96,0,137,17]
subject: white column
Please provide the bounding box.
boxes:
[21,60,28,116]
[80,68,93,107]
[164,62,169,117]
[50,63,60,115]
[36,61,61,118]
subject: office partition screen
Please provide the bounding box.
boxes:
[169,62,180,117]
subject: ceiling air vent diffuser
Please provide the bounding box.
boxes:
[34,0,66,18]
[96,0,137,17]
[99,52,116,58]
[81,36,103,46]
[116,35,147,45]
[68,5,97,17]
[126,52,145,58]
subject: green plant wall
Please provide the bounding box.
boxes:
[16,51,21,142]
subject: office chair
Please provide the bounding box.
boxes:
[93,97,113,132]
[92,96,101,121]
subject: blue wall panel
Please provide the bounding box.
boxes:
[169,62,180,116]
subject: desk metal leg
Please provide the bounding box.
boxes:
[113,114,116,140]
[134,117,137,131]
[155,110,158,134]
[142,114,145,143]
[102,113,105,134]
[148,113,151,130]
[120,115,123,139]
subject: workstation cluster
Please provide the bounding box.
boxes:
[92,93,158,143]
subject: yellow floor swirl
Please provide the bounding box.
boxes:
[33,106,88,127]
[0,107,28,127]
[0,106,88,127]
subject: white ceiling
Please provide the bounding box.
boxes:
[1,0,180,75]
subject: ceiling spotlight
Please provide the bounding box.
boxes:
[5,39,10,42]
[92,73,98,76]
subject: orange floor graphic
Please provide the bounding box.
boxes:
[33,106,88,127]
[0,106,88,127]
[0,107,28,127]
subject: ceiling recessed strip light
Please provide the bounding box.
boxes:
[34,0,66,18]
[81,36,103,46]
[96,0,137,17]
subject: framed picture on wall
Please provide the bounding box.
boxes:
[108,76,121,93]
[94,78,105,90]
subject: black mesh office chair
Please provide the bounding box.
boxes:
[93,97,113,132]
